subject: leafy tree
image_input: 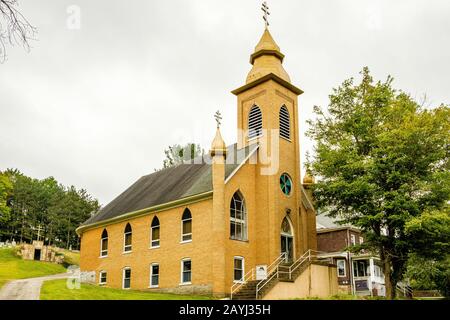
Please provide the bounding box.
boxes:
[406,253,450,297]
[162,143,204,168]
[307,67,450,299]
[405,209,450,259]
[404,208,450,297]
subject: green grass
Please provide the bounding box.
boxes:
[59,249,80,267]
[0,248,66,288]
[41,279,214,300]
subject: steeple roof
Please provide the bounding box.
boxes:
[246,28,291,84]
[251,28,283,62]
[210,127,227,157]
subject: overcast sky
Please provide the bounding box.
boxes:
[1,0,449,206]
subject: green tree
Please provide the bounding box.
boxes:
[404,208,450,297]
[0,171,13,225]
[406,254,450,297]
[405,209,450,259]
[307,67,450,299]
[162,143,204,169]
[1,168,99,249]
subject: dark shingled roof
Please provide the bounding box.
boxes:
[82,143,257,226]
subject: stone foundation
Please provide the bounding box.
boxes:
[146,284,213,296]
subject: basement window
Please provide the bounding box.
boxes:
[123,268,131,289]
[150,263,159,288]
[181,259,192,284]
[99,271,107,285]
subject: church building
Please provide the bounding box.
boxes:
[77,10,337,299]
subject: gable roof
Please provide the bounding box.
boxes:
[81,143,258,228]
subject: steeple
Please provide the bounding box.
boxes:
[210,111,227,157]
[246,28,291,84]
[210,127,227,157]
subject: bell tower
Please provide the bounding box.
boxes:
[231,16,309,263]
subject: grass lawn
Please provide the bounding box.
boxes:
[59,249,80,266]
[41,279,214,300]
[0,248,67,289]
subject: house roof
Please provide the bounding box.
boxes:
[316,211,358,232]
[81,143,258,227]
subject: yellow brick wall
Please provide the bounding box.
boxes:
[80,199,214,293]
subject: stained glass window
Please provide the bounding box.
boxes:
[280,173,292,195]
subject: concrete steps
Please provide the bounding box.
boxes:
[231,259,313,300]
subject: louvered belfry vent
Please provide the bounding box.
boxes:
[248,105,263,139]
[280,105,290,140]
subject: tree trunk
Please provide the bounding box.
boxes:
[381,249,396,299]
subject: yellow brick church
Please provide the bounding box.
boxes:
[77,17,337,299]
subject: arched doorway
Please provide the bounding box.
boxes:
[280,217,294,263]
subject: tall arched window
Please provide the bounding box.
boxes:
[279,105,290,140]
[151,216,160,248]
[230,191,247,241]
[181,209,192,242]
[100,229,108,257]
[123,223,132,252]
[248,105,262,139]
[281,217,294,262]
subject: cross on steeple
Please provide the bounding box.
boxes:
[261,1,270,28]
[214,110,222,128]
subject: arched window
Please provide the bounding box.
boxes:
[100,229,108,257]
[181,209,192,242]
[248,105,262,139]
[123,223,132,252]
[281,217,292,235]
[279,105,290,140]
[281,217,294,262]
[230,191,247,241]
[151,216,160,248]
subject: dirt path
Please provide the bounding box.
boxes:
[0,273,70,300]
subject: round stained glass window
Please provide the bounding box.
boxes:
[280,173,292,196]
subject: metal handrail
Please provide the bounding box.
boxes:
[285,249,326,279]
[255,252,287,299]
[283,249,312,280]
[230,267,255,300]
[256,249,326,298]
[396,282,413,297]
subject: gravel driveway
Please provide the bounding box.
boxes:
[0,273,70,300]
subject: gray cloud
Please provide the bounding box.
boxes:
[1,0,449,206]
